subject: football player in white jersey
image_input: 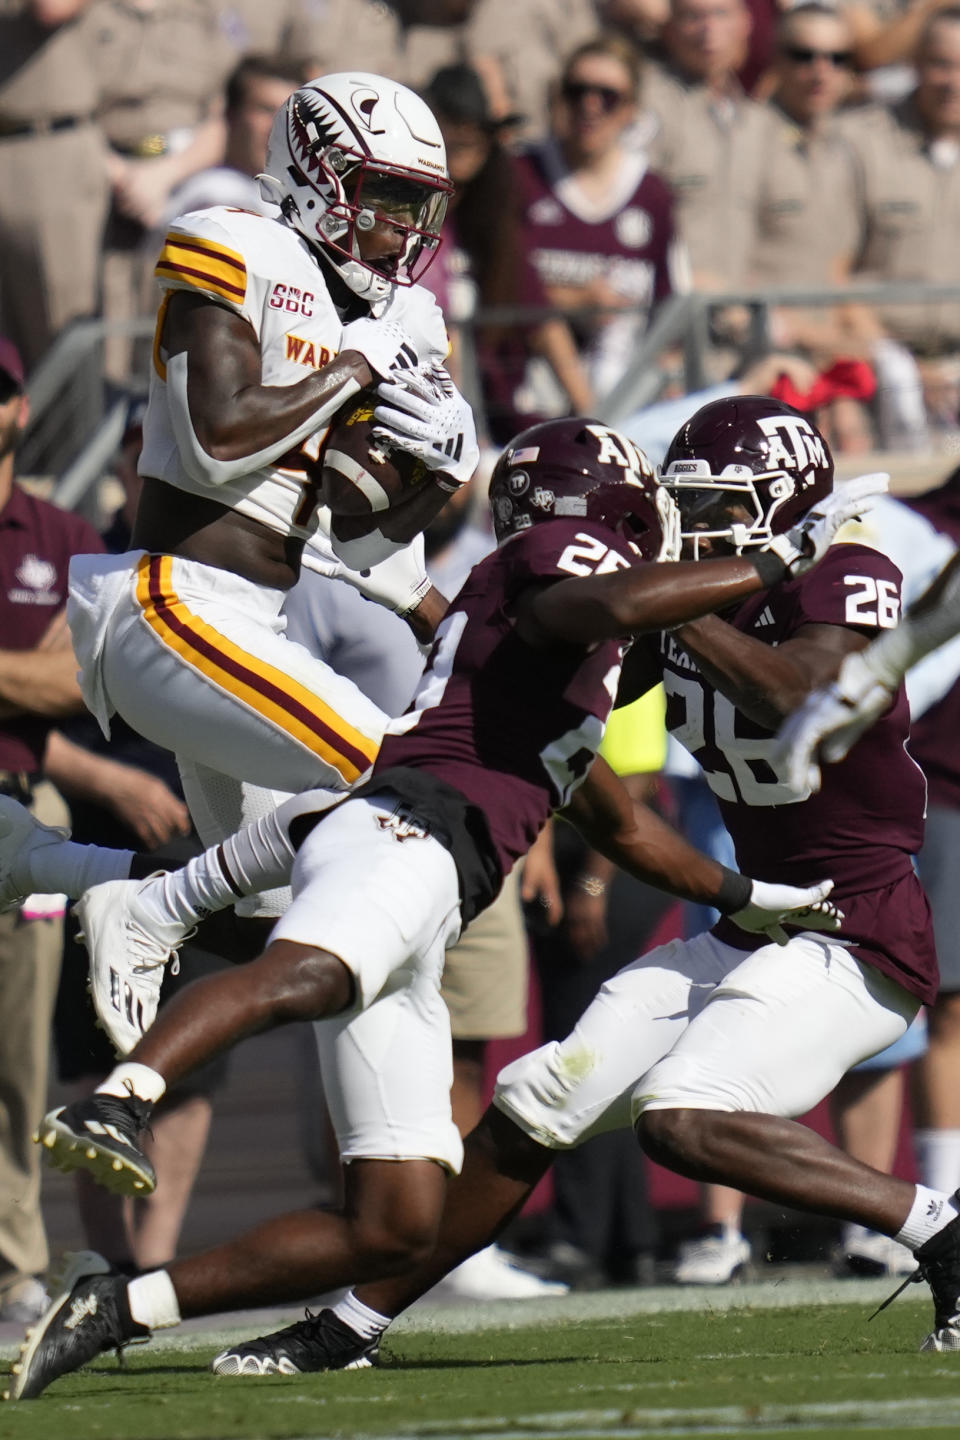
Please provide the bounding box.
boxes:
[66,72,480,944]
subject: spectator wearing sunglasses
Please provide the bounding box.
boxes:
[753,3,859,291]
[510,34,686,408]
[745,3,877,455]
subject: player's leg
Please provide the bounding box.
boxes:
[3,785,337,1055]
[632,936,919,1226]
[12,832,465,1398]
[6,1157,447,1400]
[37,797,461,1189]
[12,929,746,1394]
[97,555,387,796]
[632,935,960,1346]
[208,931,468,1374]
[310,932,741,1344]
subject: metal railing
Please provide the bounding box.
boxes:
[22,282,960,514]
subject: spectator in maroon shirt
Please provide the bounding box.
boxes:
[513,34,686,408]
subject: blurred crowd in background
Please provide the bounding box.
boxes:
[4,0,960,1319]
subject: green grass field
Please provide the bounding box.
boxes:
[1,1280,958,1439]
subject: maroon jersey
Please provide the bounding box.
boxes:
[376,520,632,879]
[659,543,937,1004]
[513,142,676,388]
[0,485,105,772]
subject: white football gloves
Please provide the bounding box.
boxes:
[728,877,842,946]
[340,316,421,381]
[302,516,432,618]
[766,472,890,579]
[774,648,897,797]
[372,366,480,489]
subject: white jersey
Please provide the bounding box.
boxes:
[140,205,448,543]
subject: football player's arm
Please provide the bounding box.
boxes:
[160,292,376,484]
[559,754,750,913]
[671,616,871,729]
[560,756,842,943]
[518,550,787,648]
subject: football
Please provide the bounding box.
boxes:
[321,390,432,544]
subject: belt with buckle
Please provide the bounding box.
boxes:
[0,115,86,140]
[110,134,168,158]
[0,771,40,805]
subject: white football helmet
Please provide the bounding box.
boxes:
[259,72,453,302]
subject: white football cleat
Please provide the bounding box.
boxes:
[76,878,191,1055]
[0,793,69,912]
[836,1224,916,1278]
[673,1228,751,1285]
[434,1245,570,1301]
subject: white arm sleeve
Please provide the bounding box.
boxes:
[166,350,360,487]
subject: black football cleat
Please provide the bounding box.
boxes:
[211,1308,380,1376]
[35,1093,156,1196]
[4,1251,148,1401]
[917,1201,960,1351]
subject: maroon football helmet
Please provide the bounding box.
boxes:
[489,418,678,564]
[660,396,834,558]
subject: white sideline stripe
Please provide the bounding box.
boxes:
[404,1397,960,1437]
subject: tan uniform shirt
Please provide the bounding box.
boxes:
[465,0,598,142]
[643,62,774,291]
[0,0,100,122]
[842,97,960,352]
[751,102,863,287]
[214,0,306,56]
[81,0,235,151]
[282,0,465,91]
[0,2,109,369]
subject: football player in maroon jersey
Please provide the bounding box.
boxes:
[302,398,955,1362]
[2,415,869,1398]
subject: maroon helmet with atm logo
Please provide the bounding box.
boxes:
[661,395,834,557]
[489,418,679,563]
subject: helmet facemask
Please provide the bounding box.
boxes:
[661,460,800,559]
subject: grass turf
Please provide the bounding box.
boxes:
[1,1294,959,1439]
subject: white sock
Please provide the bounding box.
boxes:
[96,1062,166,1105]
[127,1270,181,1331]
[331,1290,391,1342]
[914,1128,960,1196]
[27,841,134,900]
[135,790,338,930]
[895,1184,960,1251]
